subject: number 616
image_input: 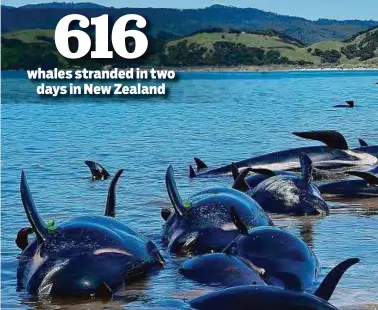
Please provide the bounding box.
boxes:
[55,14,148,60]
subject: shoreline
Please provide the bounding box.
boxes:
[172,64,378,73]
[3,64,378,74]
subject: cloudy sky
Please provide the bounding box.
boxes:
[3,0,378,20]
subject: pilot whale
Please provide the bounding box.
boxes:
[233,154,329,216]
[333,100,354,108]
[161,166,272,255]
[179,253,266,287]
[17,169,164,298]
[354,138,378,158]
[189,131,377,178]
[222,207,320,290]
[318,170,378,198]
[189,257,359,310]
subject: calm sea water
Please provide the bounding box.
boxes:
[1,70,378,309]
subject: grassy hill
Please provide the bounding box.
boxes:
[163,27,378,67]
[2,29,55,43]
[2,27,378,69]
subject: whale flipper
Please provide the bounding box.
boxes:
[315,258,360,301]
[15,227,34,250]
[20,170,49,242]
[105,169,124,218]
[232,168,252,192]
[292,130,349,150]
[299,153,313,184]
[231,163,240,181]
[346,171,378,185]
[85,161,111,180]
[189,165,197,178]
[166,166,186,217]
[194,157,208,171]
[358,138,368,147]
[230,207,249,235]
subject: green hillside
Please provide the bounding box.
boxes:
[163,28,378,67]
[3,29,55,43]
[2,27,378,69]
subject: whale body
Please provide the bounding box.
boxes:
[189,131,376,178]
[162,166,273,255]
[17,170,164,298]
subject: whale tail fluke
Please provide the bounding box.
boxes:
[166,165,186,217]
[20,170,49,242]
[292,130,349,150]
[105,169,124,218]
[314,258,360,301]
[299,153,313,184]
[85,161,111,180]
[232,168,252,192]
[189,165,197,178]
[194,157,208,171]
[358,138,368,147]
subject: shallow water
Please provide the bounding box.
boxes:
[1,70,378,309]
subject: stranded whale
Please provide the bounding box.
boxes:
[233,154,329,216]
[162,165,272,255]
[179,253,266,287]
[17,170,164,298]
[189,257,360,310]
[222,207,320,290]
[318,170,378,198]
[354,138,378,158]
[189,131,376,178]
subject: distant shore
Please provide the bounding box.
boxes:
[3,64,378,74]
[171,64,378,73]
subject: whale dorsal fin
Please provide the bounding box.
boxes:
[105,169,124,217]
[231,163,240,181]
[85,161,111,180]
[230,207,249,235]
[299,153,313,184]
[250,168,277,177]
[346,171,378,185]
[189,165,197,179]
[292,130,349,150]
[20,170,49,242]
[166,166,186,217]
[346,100,354,108]
[232,168,252,192]
[315,258,359,301]
[275,272,304,292]
[194,157,208,171]
[358,138,368,147]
